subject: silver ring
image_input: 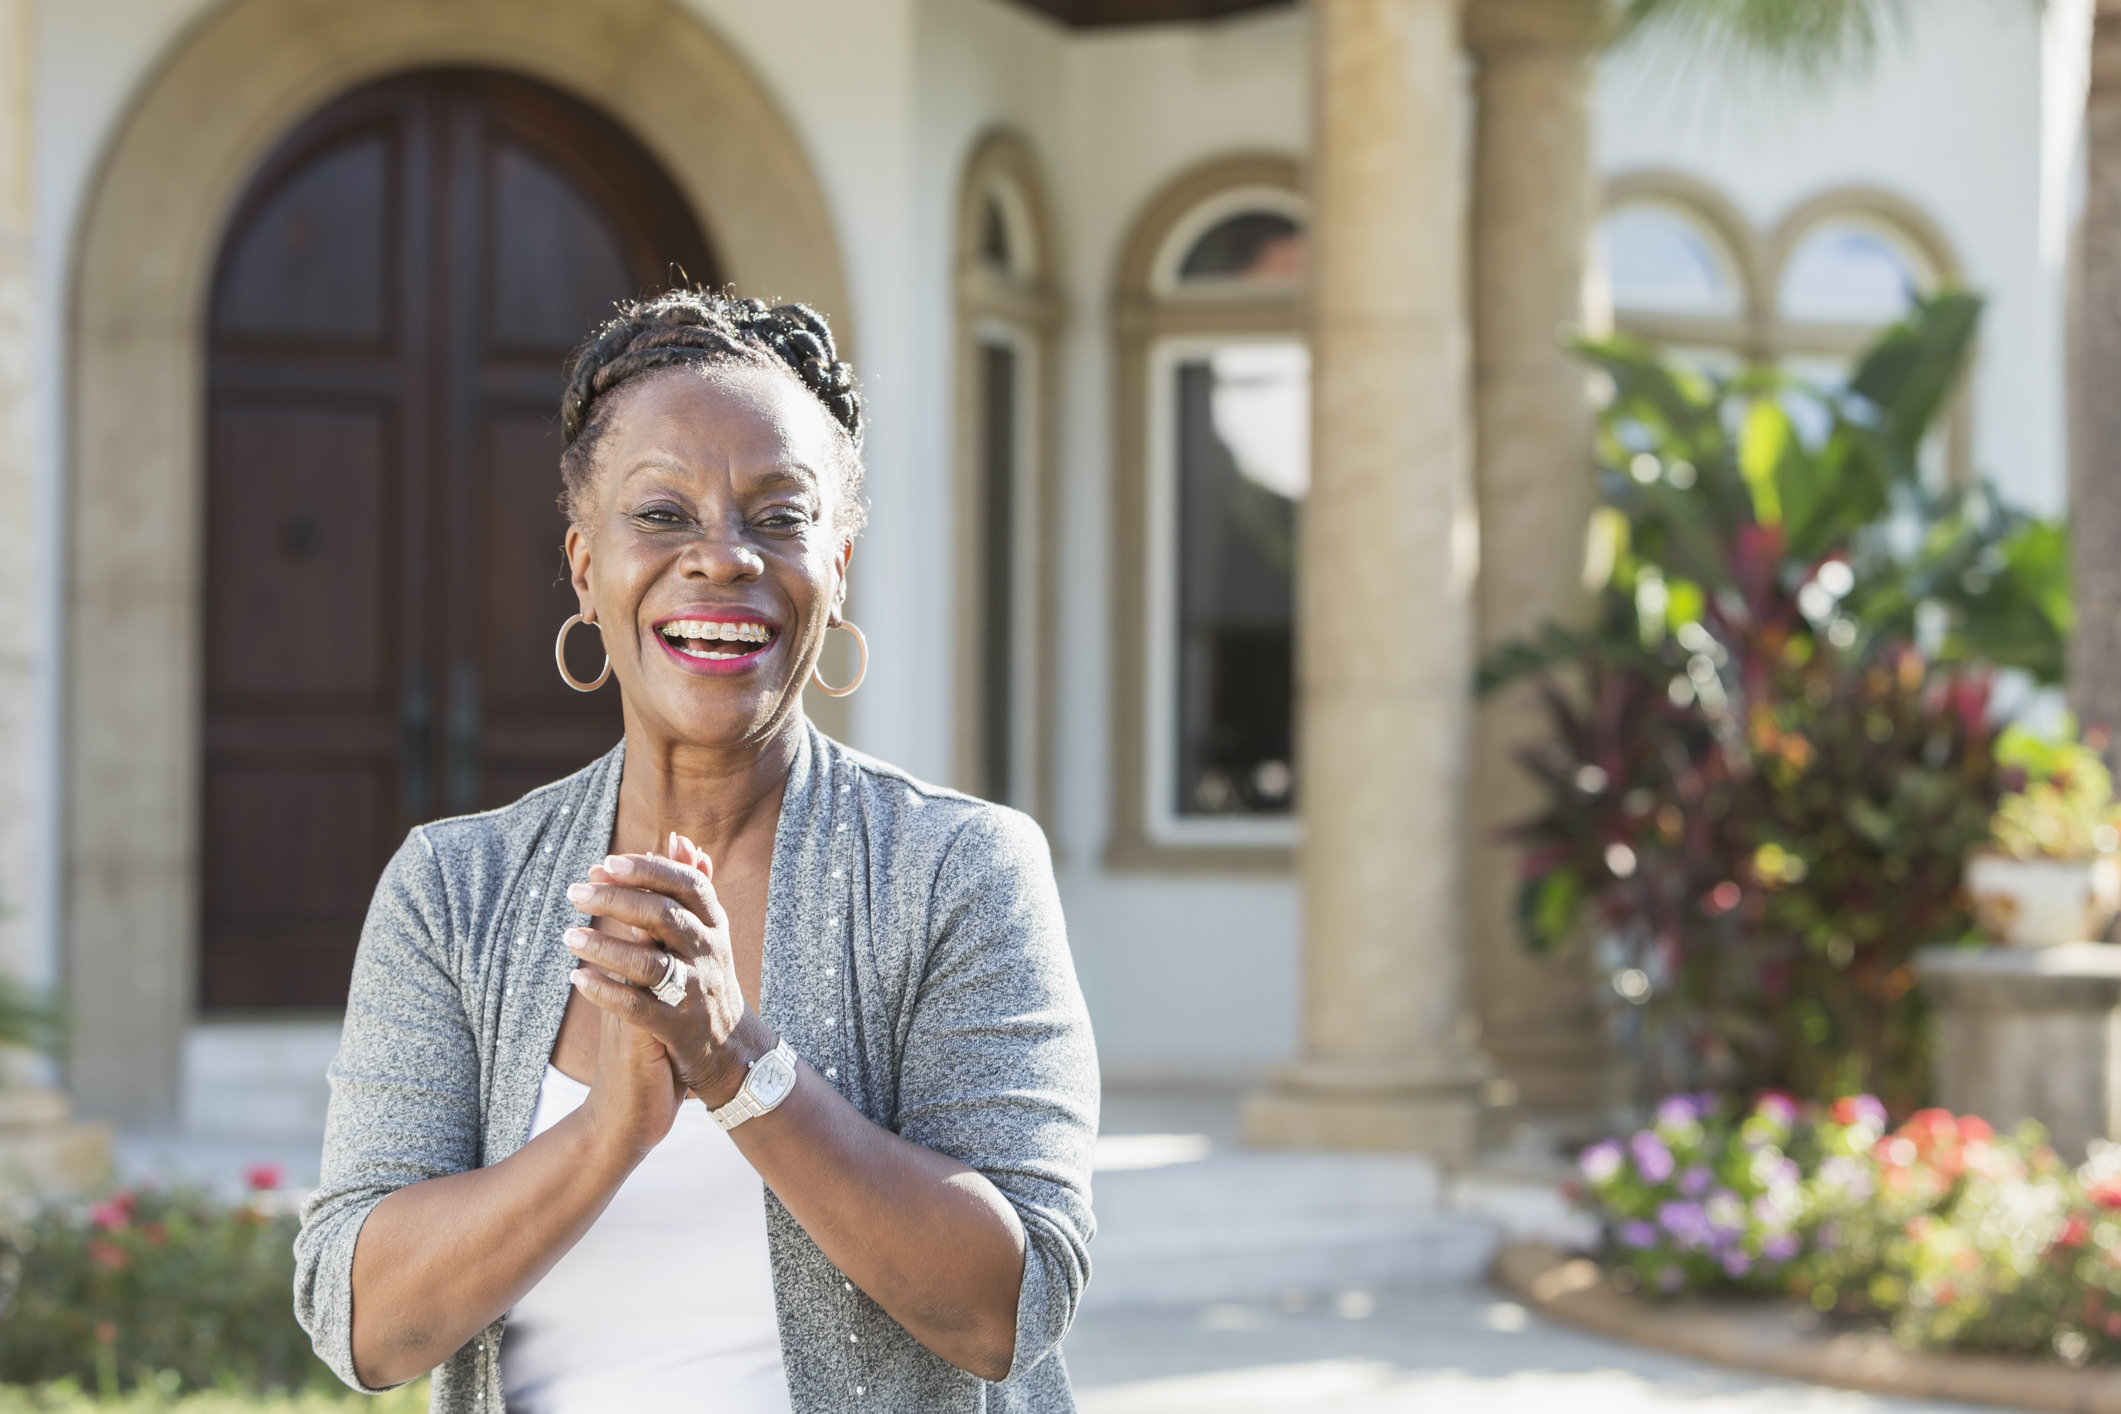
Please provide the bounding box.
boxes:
[648,952,689,1007]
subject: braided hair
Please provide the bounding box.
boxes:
[558,289,865,532]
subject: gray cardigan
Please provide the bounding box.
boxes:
[294,725,1099,1412]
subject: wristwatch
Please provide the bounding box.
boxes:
[711,1039,800,1131]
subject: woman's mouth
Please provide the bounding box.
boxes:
[656,618,777,671]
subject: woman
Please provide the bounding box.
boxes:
[294,292,1098,1413]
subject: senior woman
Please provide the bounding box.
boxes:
[293,291,1098,1414]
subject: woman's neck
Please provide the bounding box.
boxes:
[611,717,803,862]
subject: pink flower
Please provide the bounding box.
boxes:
[88,1200,129,1232]
[244,1162,287,1192]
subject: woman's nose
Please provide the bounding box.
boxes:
[683,535,766,582]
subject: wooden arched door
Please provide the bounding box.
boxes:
[201,69,715,1010]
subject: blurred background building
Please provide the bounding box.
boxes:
[0,0,2085,1165]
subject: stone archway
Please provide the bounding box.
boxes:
[67,0,852,1123]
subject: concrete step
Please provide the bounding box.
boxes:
[1084,1149,1498,1311]
[179,1019,340,1141]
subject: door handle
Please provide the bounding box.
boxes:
[447,660,480,814]
[401,664,433,817]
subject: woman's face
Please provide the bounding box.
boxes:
[564,363,853,753]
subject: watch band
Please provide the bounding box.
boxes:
[711,1039,798,1132]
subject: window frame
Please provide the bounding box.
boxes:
[953,132,1063,818]
[1109,152,1305,872]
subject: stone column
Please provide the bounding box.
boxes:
[1465,0,1613,1120]
[1244,0,1486,1159]
[2075,0,2121,757]
[0,0,37,1017]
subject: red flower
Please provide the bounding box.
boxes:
[88,1201,129,1232]
[244,1161,287,1192]
[2090,1178,2121,1211]
[2060,1217,2092,1250]
[87,1239,129,1271]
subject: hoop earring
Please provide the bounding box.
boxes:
[811,621,868,697]
[555,613,611,692]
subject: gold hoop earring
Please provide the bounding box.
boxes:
[811,621,867,697]
[555,613,611,692]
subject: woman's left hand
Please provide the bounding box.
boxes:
[563,838,771,1108]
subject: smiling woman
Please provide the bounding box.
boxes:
[292,290,1100,1414]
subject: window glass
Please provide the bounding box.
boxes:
[1603,204,1743,317]
[1173,343,1308,817]
[977,341,1018,803]
[980,193,1011,272]
[1179,212,1304,285]
[1779,221,1924,324]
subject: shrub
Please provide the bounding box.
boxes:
[0,1380,428,1412]
[1577,1094,2121,1361]
[1484,296,2067,1105]
[0,1175,332,1397]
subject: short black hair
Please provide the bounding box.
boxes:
[558,288,864,531]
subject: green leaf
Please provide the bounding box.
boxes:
[1845,292,1984,469]
[1739,399,1790,526]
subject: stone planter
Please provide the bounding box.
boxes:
[1964,852,2121,947]
[0,1086,111,1208]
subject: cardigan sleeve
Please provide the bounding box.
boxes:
[891,804,1100,1386]
[293,827,482,1392]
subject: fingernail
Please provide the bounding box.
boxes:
[566,883,593,902]
[604,855,633,877]
[568,969,588,989]
[564,929,587,950]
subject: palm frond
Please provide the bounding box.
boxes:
[1613,0,1910,87]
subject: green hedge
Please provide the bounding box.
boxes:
[0,1180,337,1398]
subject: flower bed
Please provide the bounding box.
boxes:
[0,1169,340,1398]
[1577,1094,2121,1363]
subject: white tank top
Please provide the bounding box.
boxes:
[501,1066,792,1414]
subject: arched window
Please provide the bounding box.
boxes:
[954,134,1060,813]
[1599,175,1966,478]
[1112,159,1305,866]
[1603,203,1744,319]
[1777,218,1931,325]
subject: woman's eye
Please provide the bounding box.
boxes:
[757,508,813,531]
[630,504,688,527]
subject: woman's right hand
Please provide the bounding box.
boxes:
[574,965,686,1159]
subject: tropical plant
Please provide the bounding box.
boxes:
[0,974,60,1065]
[1484,296,2068,1106]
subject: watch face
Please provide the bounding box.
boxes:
[749,1048,798,1107]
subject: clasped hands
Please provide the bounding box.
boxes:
[563,834,775,1152]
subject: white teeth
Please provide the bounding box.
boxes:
[661,619,772,658]
[662,620,771,643]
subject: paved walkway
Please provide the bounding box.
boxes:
[1064,1285,2008,1414]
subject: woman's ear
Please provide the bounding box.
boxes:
[565,522,596,619]
[828,534,855,627]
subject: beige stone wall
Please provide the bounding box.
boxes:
[66,0,851,1124]
[1465,0,1612,1116]
[0,0,35,1002]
